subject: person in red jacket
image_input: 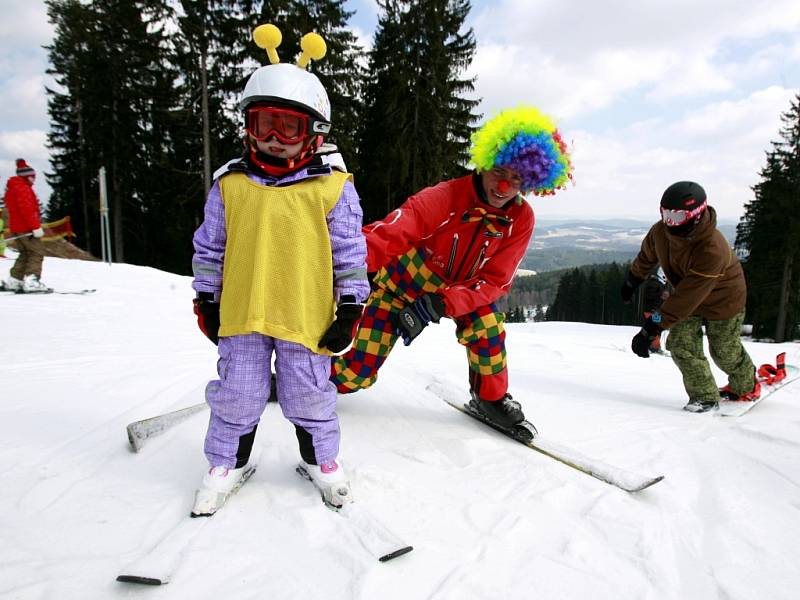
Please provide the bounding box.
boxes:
[3,159,49,292]
[331,107,573,437]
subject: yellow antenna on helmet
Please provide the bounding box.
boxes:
[253,24,282,65]
[297,32,326,69]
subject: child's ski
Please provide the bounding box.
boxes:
[116,465,256,585]
[296,466,413,562]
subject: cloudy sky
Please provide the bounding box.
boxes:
[1,0,798,222]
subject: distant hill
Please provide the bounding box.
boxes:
[521,218,738,272]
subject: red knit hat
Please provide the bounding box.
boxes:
[15,159,35,177]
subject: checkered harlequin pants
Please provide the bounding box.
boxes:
[331,248,509,401]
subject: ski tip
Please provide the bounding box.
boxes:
[117,574,166,585]
[378,545,414,562]
[629,475,665,492]
[126,427,143,452]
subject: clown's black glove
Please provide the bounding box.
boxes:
[394,293,447,346]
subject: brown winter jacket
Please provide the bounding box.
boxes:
[630,206,746,329]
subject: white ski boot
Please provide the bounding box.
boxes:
[3,276,23,291]
[191,463,256,517]
[22,274,51,293]
[297,459,353,510]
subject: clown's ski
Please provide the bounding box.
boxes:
[429,383,664,493]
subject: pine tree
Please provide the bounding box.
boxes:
[174,0,255,196]
[45,0,178,266]
[736,93,800,341]
[45,0,98,253]
[545,263,640,326]
[358,0,480,223]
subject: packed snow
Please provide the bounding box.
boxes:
[1,255,799,599]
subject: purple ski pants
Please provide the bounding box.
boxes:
[204,333,340,468]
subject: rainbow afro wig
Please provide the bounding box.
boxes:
[470,106,573,196]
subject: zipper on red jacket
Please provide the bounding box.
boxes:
[467,241,489,279]
[452,222,483,281]
[445,233,459,278]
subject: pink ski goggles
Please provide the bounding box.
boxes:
[660,200,707,226]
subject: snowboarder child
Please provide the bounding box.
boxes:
[3,159,50,292]
[190,24,369,515]
[622,181,760,412]
[331,106,573,439]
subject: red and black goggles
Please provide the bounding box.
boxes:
[246,106,330,145]
[660,200,707,227]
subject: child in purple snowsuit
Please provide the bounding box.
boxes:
[189,26,369,515]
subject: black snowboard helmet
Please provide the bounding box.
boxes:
[660,181,707,237]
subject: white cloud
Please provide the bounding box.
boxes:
[468,0,800,118]
[0,1,53,47]
[0,74,48,124]
[460,1,800,222]
[540,86,797,221]
[0,130,49,165]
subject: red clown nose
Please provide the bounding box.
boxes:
[497,179,511,194]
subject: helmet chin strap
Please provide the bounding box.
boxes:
[247,135,321,177]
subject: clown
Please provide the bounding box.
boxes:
[190,24,369,515]
[331,106,572,438]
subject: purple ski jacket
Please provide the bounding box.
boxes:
[192,160,369,305]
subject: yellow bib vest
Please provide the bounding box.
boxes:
[218,171,351,355]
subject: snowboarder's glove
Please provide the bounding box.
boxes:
[394,293,447,346]
[319,295,363,353]
[31,227,44,238]
[193,292,220,345]
[620,271,643,304]
[631,316,662,358]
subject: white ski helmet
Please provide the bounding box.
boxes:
[240,25,331,133]
[239,63,331,127]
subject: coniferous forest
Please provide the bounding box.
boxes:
[43,0,479,274]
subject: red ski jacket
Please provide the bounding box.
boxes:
[365,174,534,317]
[4,176,41,233]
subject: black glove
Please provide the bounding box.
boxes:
[193,292,220,345]
[319,295,363,353]
[394,293,447,346]
[631,316,663,358]
[620,270,644,304]
[367,271,379,292]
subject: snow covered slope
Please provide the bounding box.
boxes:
[1,256,799,599]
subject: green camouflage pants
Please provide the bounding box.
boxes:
[665,311,755,403]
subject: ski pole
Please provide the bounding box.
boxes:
[2,232,33,242]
